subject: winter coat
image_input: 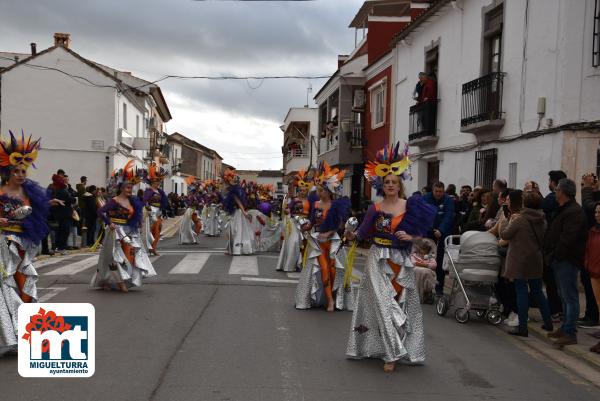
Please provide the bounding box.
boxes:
[542,200,588,267]
[422,192,455,239]
[585,227,600,279]
[500,208,547,280]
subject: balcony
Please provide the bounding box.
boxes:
[460,72,506,134]
[317,124,363,166]
[283,146,310,173]
[408,100,438,146]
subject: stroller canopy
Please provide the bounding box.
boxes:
[458,231,501,266]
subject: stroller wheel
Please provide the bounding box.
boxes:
[475,310,485,318]
[455,308,469,324]
[486,310,503,325]
[436,296,449,316]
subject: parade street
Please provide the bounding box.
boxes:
[0,231,598,401]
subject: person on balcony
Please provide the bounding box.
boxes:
[416,73,436,104]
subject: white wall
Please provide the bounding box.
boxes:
[392,0,600,192]
[1,47,118,186]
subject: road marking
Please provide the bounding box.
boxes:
[44,256,98,276]
[259,254,279,259]
[158,249,226,254]
[286,272,301,279]
[229,256,259,276]
[168,253,211,274]
[241,277,298,284]
[38,287,68,302]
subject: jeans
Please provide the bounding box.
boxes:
[580,269,599,322]
[55,218,72,250]
[543,263,562,315]
[552,260,580,336]
[514,278,552,331]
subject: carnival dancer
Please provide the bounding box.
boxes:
[202,180,222,237]
[0,130,50,356]
[92,161,156,292]
[143,163,169,256]
[179,178,203,244]
[276,170,312,272]
[295,162,351,312]
[223,169,255,255]
[345,143,435,372]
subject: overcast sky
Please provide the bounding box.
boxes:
[0,0,364,169]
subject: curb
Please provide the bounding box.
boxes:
[527,322,600,372]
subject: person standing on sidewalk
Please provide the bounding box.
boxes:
[542,170,567,319]
[500,191,553,337]
[543,179,588,347]
[579,172,600,328]
[585,201,600,353]
[423,182,455,296]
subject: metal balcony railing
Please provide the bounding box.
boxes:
[285,147,309,161]
[461,72,506,128]
[409,100,438,142]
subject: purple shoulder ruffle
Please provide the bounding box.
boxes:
[223,185,247,214]
[398,195,437,237]
[129,196,144,228]
[319,196,352,232]
[22,179,50,244]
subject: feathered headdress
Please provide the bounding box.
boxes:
[145,162,168,183]
[293,169,312,190]
[223,168,239,185]
[364,142,411,196]
[315,161,345,195]
[0,130,41,176]
[257,184,273,201]
[107,160,143,194]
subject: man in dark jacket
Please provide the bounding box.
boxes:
[50,174,75,254]
[542,170,567,317]
[543,179,588,347]
[423,181,455,296]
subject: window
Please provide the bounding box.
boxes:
[175,183,178,194]
[508,162,517,188]
[136,116,139,137]
[594,0,599,67]
[122,103,127,130]
[596,145,600,177]
[371,85,385,128]
[427,160,439,186]
[483,5,503,74]
[474,149,498,190]
[425,46,439,79]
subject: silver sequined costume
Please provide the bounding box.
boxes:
[346,246,425,364]
[179,208,199,244]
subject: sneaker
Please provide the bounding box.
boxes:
[576,318,600,329]
[503,312,519,327]
[553,334,577,348]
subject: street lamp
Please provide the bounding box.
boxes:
[157,132,167,151]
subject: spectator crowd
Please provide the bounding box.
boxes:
[414,170,600,354]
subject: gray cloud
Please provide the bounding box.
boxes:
[0,0,364,167]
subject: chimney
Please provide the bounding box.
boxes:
[53,33,71,48]
[30,43,37,56]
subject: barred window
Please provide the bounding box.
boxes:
[474,149,498,190]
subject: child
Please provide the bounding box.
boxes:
[411,238,437,304]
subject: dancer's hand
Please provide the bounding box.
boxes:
[0,218,9,227]
[395,230,413,242]
[109,223,116,231]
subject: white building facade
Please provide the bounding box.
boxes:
[0,34,172,187]
[391,0,600,194]
[281,107,318,192]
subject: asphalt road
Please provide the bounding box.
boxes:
[1,234,599,401]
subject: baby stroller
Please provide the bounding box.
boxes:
[436,231,503,325]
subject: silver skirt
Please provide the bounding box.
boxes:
[203,204,222,237]
[179,208,199,244]
[248,210,281,253]
[275,217,301,272]
[346,246,425,364]
[0,233,38,355]
[90,225,157,289]
[294,232,351,311]
[226,209,256,255]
